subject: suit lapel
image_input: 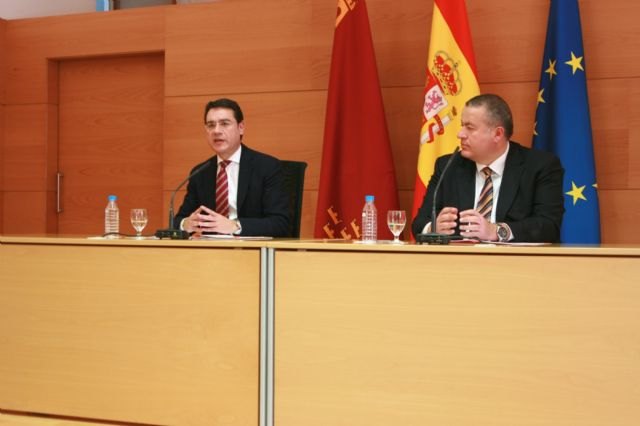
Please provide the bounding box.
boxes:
[204,157,218,210]
[496,142,524,220]
[456,159,476,210]
[237,145,252,211]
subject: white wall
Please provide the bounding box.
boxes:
[0,0,95,19]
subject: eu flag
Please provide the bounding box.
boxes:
[533,0,600,243]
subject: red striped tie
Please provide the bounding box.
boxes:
[476,167,493,220]
[215,160,231,217]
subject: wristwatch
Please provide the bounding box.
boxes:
[496,222,510,242]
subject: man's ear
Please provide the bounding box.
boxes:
[493,125,506,141]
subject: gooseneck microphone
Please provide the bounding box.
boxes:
[416,146,462,244]
[155,160,212,239]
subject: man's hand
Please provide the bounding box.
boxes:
[434,207,459,234]
[459,209,498,241]
[184,205,238,235]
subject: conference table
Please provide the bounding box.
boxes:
[1,236,639,426]
[0,236,267,426]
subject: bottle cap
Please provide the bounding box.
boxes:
[108,195,117,201]
[365,195,374,202]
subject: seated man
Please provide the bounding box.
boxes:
[412,93,565,243]
[175,98,290,237]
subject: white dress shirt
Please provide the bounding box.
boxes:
[219,145,242,221]
[473,143,509,224]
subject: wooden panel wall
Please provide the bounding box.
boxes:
[0,18,5,234]
[274,246,640,425]
[2,0,639,242]
[2,8,164,234]
[57,55,164,236]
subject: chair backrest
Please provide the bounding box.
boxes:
[280,160,307,238]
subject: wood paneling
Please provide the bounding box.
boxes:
[0,102,4,234]
[0,18,5,104]
[2,102,57,232]
[300,189,317,239]
[578,0,640,79]
[165,0,333,96]
[0,241,261,425]
[3,104,49,191]
[5,7,165,104]
[589,78,640,190]
[599,189,640,244]
[1,0,639,241]
[275,247,640,425]
[468,0,640,84]
[470,0,546,84]
[0,19,5,234]
[2,103,55,187]
[367,0,432,87]
[0,411,107,426]
[2,191,48,234]
[58,54,164,235]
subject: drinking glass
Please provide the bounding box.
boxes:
[130,208,148,239]
[387,210,406,243]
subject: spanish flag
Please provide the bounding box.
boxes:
[314,0,399,240]
[411,0,479,226]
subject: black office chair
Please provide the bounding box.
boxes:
[280,160,307,238]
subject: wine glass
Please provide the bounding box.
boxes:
[130,208,148,239]
[387,210,406,244]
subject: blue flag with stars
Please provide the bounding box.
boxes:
[533,0,600,243]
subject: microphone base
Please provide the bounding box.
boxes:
[416,233,463,245]
[155,228,190,240]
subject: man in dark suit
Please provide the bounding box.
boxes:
[175,98,290,237]
[412,94,564,243]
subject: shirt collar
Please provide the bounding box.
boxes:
[218,144,242,165]
[476,142,509,176]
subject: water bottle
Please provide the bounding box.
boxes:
[361,195,377,242]
[104,195,120,238]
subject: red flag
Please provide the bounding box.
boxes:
[314,0,399,240]
[411,0,480,225]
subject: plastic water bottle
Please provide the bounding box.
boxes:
[104,195,120,238]
[361,195,377,242]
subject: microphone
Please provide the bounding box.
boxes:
[155,159,212,239]
[416,146,463,244]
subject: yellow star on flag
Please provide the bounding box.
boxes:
[545,59,557,80]
[533,121,538,136]
[537,88,545,104]
[565,51,584,74]
[566,181,587,205]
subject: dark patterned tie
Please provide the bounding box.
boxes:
[215,160,231,217]
[476,167,493,220]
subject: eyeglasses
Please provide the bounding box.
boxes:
[204,119,235,131]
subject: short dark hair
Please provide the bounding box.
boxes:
[204,98,244,124]
[465,94,513,139]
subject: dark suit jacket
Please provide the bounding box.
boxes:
[411,141,565,242]
[174,145,290,237]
